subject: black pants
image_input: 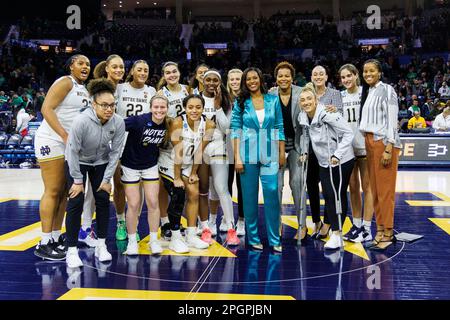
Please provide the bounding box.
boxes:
[228,163,244,219]
[162,176,185,231]
[65,162,110,247]
[319,159,355,232]
[307,146,329,224]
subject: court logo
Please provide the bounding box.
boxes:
[366,265,381,290]
[428,144,448,157]
[40,145,51,157]
[366,5,381,30]
[66,5,81,30]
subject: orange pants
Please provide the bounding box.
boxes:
[365,133,399,229]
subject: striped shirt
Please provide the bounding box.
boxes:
[318,87,344,114]
[359,81,401,148]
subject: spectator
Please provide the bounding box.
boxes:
[408,99,421,114]
[407,110,427,130]
[438,81,450,99]
[16,107,33,136]
[432,105,450,132]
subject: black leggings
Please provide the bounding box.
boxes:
[228,163,244,219]
[162,176,186,231]
[307,146,329,224]
[65,162,110,247]
[319,159,354,232]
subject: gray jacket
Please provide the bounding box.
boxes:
[66,108,126,185]
[269,84,304,153]
[298,104,354,168]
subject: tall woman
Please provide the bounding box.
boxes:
[230,67,285,252]
[65,78,125,268]
[226,68,245,236]
[308,65,343,240]
[359,59,401,250]
[298,83,354,250]
[339,64,374,243]
[114,60,156,241]
[34,54,91,261]
[80,54,125,247]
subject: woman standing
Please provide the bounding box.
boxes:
[308,65,343,240]
[65,78,125,268]
[34,55,91,261]
[114,60,156,241]
[122,95,169,256]
[226,68,245,236]
[230,67,285,252]
[359,59,401,250]
[339,64,374,243]
[158,94,215,253]
[298,83,355,250]
[80,54,125,247]
[188,64,209,94]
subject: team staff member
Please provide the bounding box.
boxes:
[122,95,169,256]
[339,64,374,243]
[268,61,306,242]
[80,54,125,247]
[34,54,91,261]
[298,83,355,250]
[359,59,401,251]
[65,78,125,268]
[231,67,285,253]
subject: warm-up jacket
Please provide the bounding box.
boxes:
[66,107,126,185]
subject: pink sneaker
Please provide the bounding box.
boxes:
[226,229,240,246]
[201,228,213,244]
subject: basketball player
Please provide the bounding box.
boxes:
[34,54,91,261]
[188,64,209,94]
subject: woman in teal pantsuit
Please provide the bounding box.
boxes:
[230,67,285,252]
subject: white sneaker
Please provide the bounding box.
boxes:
[350,226,373,243]
[236,220,246,236]
[95,244,112,262]
[219,218,229,233]
[186,235,209,249]
[169,236,189,254]
[208,221,217,236]
[66,250,83,268]
[324,233,345,250]
[125,241,139,256]
[149,240,163,255]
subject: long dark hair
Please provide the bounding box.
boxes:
[202,69,233,114]
[237,67,267,111]
[93,54,123,79]
[360,59,383,122]
[188,63,209,93]
[125,59,148,83]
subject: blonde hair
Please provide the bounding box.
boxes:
[302,82,317,97]
[226,68,243,98]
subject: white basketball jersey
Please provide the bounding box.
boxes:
[342,86,365,152]
[202,94,216,121]
[36,76,90,142]
[162,85,189,118]
[116,82,156,118]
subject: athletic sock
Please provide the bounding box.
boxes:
[200,220,209,229]
[161,217,169,225]
[186,227,196,238]
[128,234,137,243]
[210,214,217,224]
[363,220,372,233]
[116,213,125,222]
[97,238,106,246]
[353,218,362,228]
[41,232,52,245]
[51,230,61,242]
[150,232,158,242]
[171,229,181,238]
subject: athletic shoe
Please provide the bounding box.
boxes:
[53,234,67,254]
[149,240,163,255]
[208,221,217,236]
[219,218,229,233]
[180,225,186,236]
[125,241,139,256]
[200,228,213,244]
[95,244,112,262]
[78,227,98,248]
[236,219,246,236]
[225,229,240,246]
[115,221,127,241]
[66,250,83,268]
[186,235,209,249]
[324,233,345,250]
[350,226,373,243]
[272,245,283,253]
[161,223,172,241]
[34,241,66,261]
[343,224,359,241]
[169,235,189,254]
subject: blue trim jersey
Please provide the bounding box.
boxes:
[121,113,167,170]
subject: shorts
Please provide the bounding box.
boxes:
[204,139,228,165]
[158,162,192,181]
[121,164,159,185]
[34,135,65,162]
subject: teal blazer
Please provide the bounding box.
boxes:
[230,94,285,165]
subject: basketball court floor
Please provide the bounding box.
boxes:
[0,168,449,300]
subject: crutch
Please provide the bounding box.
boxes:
[296,155,308,246]
[325,124,344,252]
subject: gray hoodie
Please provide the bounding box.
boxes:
[298,103,354,168]
[66,107,125,185]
